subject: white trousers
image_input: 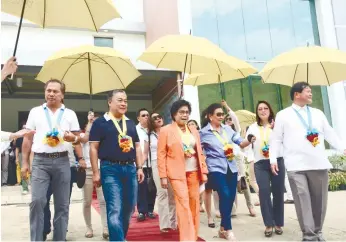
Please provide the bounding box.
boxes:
[151,159,177,230]
[82,168,108,231]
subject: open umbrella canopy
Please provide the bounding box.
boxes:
[1,0,121,31]
[184,56,257,86]
[36,45,141,95]
[260,46,346,86]
[235,110,256,132]
[138,35,237,75]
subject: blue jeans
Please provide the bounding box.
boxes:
[43,167,77,235]
[101,161,138,241]
[208,168,238,230]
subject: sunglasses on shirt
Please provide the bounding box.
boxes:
[152,115,162,121]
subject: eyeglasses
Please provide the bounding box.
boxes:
[152,115,162,121]
[216,112,225,117]
[141,114,149,117]
[178,110,190,115]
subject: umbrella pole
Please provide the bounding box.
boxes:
[88,53,93,109]
[179,54,189,99]
[10,0,27,80]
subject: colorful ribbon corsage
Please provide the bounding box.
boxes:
[261,142,270,158]
[224,144,235,161]
[44,128,63,147]
[306,129,319,147]
[183,144,196,158]
[119,135,133,153]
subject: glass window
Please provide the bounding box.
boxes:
[336,27,346,51]
[242,0,272,62]
[94,37,113,48]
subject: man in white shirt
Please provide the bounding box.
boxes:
[136,108,156,221]
[21,79,86,241]
[270,82,346,242]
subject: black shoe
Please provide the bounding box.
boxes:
[275,228,283,235]
[264,228,273,237]
[284,199,294,204]
[147,212,156,219]
[137,213,146,222]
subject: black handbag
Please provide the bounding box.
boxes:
[238,176,248,192]
[147,133,157,193]
[76,167,86,188]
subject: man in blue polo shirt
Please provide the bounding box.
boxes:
[89,89,145,241]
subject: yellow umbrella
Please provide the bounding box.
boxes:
[1,0,120,31]
[138,35,235,75]
[184,57,257,86]
[235,110,256,133]
[260,46,346,86]
[1,0,121,76]
[36,45,141,105]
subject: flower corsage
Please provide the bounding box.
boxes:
[119,135,133,153]
[44,128,63,147]
[224,144,235,161]
[261,142,270,158]
[306,129,319,147]
[183,144,196,158]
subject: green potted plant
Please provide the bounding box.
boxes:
[328,154,346,191]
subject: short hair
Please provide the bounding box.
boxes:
[137,108,149,117]
[170,99,192,121]
[256,100,275,126]
[107,89,126,102]
[290,82,311,101]
[44,79,66,94]
[205,103,223,121]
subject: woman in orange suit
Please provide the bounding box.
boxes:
[157,99,208,241]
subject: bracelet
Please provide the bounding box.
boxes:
[136,166,143,170]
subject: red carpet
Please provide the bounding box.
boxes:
[92,197,204,241]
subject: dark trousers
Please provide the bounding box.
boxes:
[100,161,138,241]
[208,168,238,230]
[43,166,77,235]
[254,158,285,227]
[137,167,156,214]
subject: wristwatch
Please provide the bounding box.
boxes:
[136,166,143,170]
[77,157,84,161]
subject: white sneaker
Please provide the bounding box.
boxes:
[22,190,28,195]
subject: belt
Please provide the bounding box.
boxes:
[106,159,135,165]
[35,151,68,159]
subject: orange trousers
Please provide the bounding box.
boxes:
[170,171,200,241]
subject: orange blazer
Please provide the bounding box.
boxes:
[157,122,208,180]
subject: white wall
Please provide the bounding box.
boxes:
[1,97,152,132]
[315,0,346,145]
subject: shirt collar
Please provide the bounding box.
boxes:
[43,103,65,110]
[207,122,226,131]
[104,113,129,121]
[292,103,307,112]
[137,123,148,132]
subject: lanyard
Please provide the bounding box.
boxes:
[293,106,312,130]
[212,128,229,146]
[177,125,192,147]
[259,125,271,145]
[44,106,64,131]
[108,112,127,136]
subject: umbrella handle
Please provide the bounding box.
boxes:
[10,0,27,80]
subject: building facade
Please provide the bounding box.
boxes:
[1,0,346,144]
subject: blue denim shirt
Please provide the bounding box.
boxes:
[200,123,243,174]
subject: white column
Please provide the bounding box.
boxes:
[176,0,201,125]
[315,0,346,143]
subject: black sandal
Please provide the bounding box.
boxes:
[208,222,215,228]
[264,228,273,237]
[275,227,283,235]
